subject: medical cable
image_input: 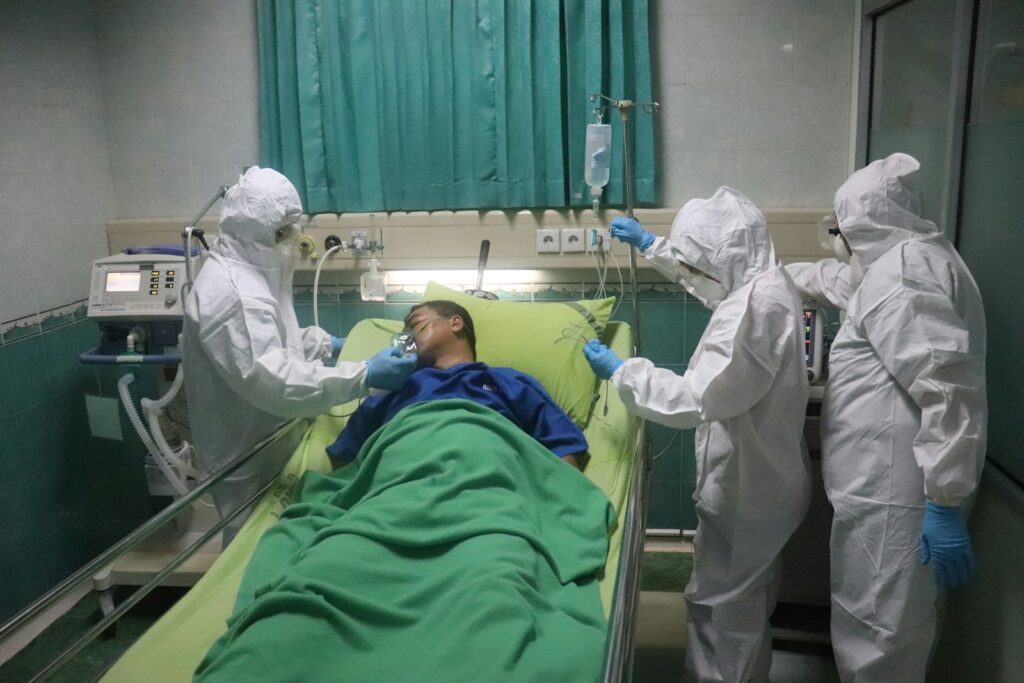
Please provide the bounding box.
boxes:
[313,244,342,328]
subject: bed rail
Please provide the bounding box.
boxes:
[0,417,311,678]
[601,419,650,683]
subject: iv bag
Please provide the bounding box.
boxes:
[584,123,612,192]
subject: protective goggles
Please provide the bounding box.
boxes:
[816,213,840,251]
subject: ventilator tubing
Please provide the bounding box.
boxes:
[118,371,190,497]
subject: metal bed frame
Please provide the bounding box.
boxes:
[0,375,650,683]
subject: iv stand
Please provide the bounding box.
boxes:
[590,94,659,356]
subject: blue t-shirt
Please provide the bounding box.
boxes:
[326,362,588,464]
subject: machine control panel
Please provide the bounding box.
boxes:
[88,254,187,320]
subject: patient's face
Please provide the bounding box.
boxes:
[404,306,455,367]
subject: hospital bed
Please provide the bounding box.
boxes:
[9,315,648,682]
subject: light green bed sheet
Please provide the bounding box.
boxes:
[100,320,638,683]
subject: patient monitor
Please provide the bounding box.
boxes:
[803,304,825,383]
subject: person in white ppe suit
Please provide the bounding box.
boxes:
[183,166,416,521]
[787,152,986,683]
[583,187,811,683]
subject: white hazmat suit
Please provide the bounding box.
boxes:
[183,167,369,518]
[612,188,811,683]
[788,153,987,683]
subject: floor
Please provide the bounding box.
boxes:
[1,549,840,682]
[632,550,841,683]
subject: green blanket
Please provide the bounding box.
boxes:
[194,399,615,683]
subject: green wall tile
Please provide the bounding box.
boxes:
[0,415,26,487]
[43,325,96,397]
[639,302,688,365]
[0,346,14,419]
[0,479,37,562]
[648,480,682,530]
[3,322,41,344]
[337,303,385,336]
[294,303,314,327]
[650,423,682,483]
[5,337,51,411]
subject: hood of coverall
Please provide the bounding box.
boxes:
[668,186,777,299]
[834,152,940,268]
[215,166,303,269]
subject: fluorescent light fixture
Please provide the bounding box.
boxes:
[386,270,543,287]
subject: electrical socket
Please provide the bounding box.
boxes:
[586,227,612,253]
[536,228,560,253]
[561,228,585,253]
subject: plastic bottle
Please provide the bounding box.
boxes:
[360,257,386,302]
[584,123,612,214]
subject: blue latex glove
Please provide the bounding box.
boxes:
[583,339,624,380]
[920,500,975,589]
[330,336,345,356]
[610,217,655,252]
[366,347,417,391]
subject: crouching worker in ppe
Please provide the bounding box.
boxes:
[583,188,811,683]
[327,300,590,471]
[183,166,417,526]
[786,153,986,683]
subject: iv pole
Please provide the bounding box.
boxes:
[590,93,659,356]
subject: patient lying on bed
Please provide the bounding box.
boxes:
[327,300,590,470]
[194,303,613,683]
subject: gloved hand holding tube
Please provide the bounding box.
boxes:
[920,500,975,589]
[610,217,655,252]
[330,336,346,357]
[366,346,417,391]
[583,339,624,380]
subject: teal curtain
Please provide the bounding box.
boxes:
[258,0,654,212]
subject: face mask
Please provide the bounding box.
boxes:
[679,265,729,310]
[832,233,852,264]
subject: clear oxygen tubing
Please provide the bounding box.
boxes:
[313,244,342,328]
[118,374,190,497]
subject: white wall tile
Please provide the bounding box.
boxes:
[792,83,851,149]
[655,8,687,86]
[794,12,854,84]
[661,149,740,208]
[106,107,191,171]
[111,168,193,219]
[682,14,740,84]
[188,164,244,211]
[0,173,70,247]
[740,0,797,14]
[740,11,795,83]
[68,171,117,226]
[738,83,798,150]
[0,245,41,322]
[187,101,260,167]
[791,146,850,207]
[672,84,739,150]
[738,149,795,207]
[682,0,741,14]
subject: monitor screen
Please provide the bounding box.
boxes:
[105,271,141,292]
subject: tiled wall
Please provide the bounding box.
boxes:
[96,0,259,218]
[0,0,115,323]
[297,281,710,533]
[0,307,155,623]
[654,0,855,208]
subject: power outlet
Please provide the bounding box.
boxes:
[536,228,560,253]
[586,227,612,253]
[561,228,585,253]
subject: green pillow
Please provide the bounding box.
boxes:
[420,282,615,427]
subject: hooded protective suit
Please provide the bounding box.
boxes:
[183,167,369,518]
[612,188,811,683]
[789,153,987,682]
